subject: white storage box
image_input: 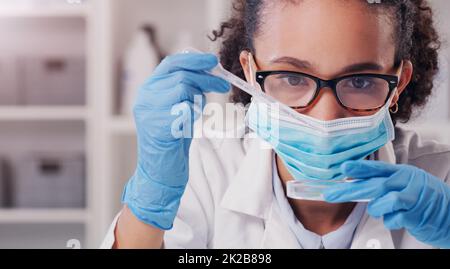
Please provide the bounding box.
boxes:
[20,57,85,106]
[12,152,85,208]
[0,57,20,105]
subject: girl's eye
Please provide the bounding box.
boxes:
[347,77,373,89]
[278,74,308,87]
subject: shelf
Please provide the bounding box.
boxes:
[0,222,85,249]
[0,4,90,18]
[0,209,88,224]
[108,116,136,135]
[0,106,87,121]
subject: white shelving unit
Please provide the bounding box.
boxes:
[0,5,89,18]
[0,106,86,121]
[108,116,135,135]
[0,0,92,249]
[0,209,87,224]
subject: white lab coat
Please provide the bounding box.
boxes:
[101,124,450,249]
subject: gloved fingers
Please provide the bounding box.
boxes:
[152,52,219,77]
[170,100,198,139]
[363,166,428,214]
[167,97,205,123]
[383,211,409,230]
[135,100,198,140]
[323,176,390,202]
[324,167,414,203]
[183,137,193,157]
[367,190,417,218]
[136,82,206,109]
[146,69,231,95]
[341,160,402,180]
[138,141,190,186]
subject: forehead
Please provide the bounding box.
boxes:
[254,0,396,75]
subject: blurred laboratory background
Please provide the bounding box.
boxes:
[0,0,447,249]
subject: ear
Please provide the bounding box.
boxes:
[391,60,413,108]
[239,50,252,83]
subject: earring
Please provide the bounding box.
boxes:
[390,103,399,114]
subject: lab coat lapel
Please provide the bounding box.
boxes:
[220,136,301,248]
[220,136,274,219]
[260,200,302,249]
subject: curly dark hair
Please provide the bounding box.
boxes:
[209,0,441,124]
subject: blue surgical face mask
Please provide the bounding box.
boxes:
[246,93,396,182]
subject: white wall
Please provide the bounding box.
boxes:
[408,0,450,122]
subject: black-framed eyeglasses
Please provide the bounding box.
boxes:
[255,71,399,112]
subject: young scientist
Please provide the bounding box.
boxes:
[102,0,450,249]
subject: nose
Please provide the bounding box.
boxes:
[301,87,349,121]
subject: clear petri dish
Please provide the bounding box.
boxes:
[286,179,370,202]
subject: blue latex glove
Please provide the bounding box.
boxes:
[323,160,450,249]
[122,52,230,230]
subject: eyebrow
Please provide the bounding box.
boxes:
[270,56,385,75]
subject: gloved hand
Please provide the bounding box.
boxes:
[122,52,230,230]
[323,160,450,249]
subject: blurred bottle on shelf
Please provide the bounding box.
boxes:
[120,25,164,116]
